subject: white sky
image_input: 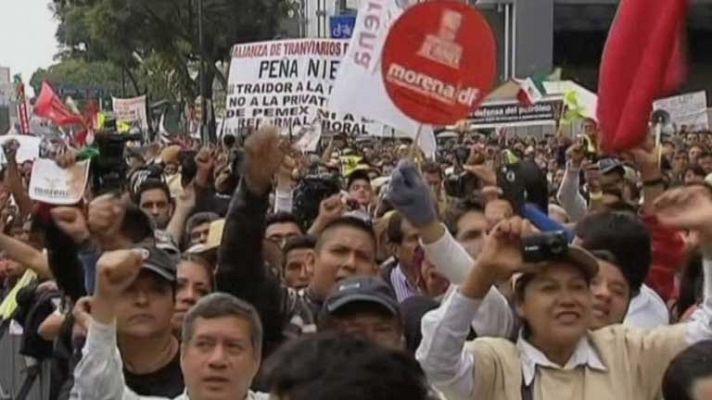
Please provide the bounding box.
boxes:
[0,0,58,95]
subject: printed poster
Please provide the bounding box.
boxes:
[653,91,709,132]
[112,95,149,132]
[29,158,91,205]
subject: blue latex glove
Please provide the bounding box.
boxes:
[386,160,437,227]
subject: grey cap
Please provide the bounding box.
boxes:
[135,244,177,283]
[324,276,400,317]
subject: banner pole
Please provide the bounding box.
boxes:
[654,122,662,167]
[408,124,422,161]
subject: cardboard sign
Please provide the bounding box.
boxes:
[223,39,381,137]
[28,158,91,205]
[653,91,709,132]
[381,0,496,125]
[112,95,149,132]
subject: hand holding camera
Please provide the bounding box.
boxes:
[475,217,533,282]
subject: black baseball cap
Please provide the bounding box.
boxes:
[347,169,371,190]
[135,244,177,283]
[324,277,399,317]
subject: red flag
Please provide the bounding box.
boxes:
[597,0,688,153]
[33,81,85,126]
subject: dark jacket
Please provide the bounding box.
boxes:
[215,181,319,357]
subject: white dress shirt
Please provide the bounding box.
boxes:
[517,334,607,387]
[72,319,268,400]
[624,284,670,329]
[421,227,514,337]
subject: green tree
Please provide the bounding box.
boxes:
[50,0,290,101]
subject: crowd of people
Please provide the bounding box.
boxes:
[1,118,712,400]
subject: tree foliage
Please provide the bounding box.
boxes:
[29,59,124,95]
[49,0,290,101]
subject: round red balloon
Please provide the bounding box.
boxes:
[381,0,497,126]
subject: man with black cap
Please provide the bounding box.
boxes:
[73,244,184,398]
[319,276,403,350]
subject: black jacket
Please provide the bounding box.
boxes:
[215,182,318,357]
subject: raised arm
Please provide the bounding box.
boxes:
[2,140,33,219]
[387,161,514,337]
[417,217,534,400]
[652,186,712,344]
[556,144,588,222]
[73,249,146,400]
[0,232,50,279]
[215,126,284,298]
[214,126,289,350]
[165,183,196,246]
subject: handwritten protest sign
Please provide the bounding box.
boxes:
[28,158,90,205]
[112,95,149,132]
[223,38,380,136]
[653,91,709,132]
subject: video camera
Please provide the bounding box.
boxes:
[91,131,142,195]
[292,174,341,230]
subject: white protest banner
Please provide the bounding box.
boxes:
[0,134,41,164]
[294,122,323,153]
[28,159,91,205]
[328,0,436,157]
[653,91,709,132]
[223,39,381,137]
[112,95,149,132]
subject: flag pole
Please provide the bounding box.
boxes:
[408,124,422,161]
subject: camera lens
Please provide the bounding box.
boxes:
[546,235,565,256]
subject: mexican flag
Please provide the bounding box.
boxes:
[515,77,546,106]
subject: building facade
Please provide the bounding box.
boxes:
[292,0,712,94]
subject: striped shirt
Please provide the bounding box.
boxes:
[390,263,420,303]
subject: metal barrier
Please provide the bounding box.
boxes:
[0,329,50,400]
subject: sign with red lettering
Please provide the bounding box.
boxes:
[381,0,496,125]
